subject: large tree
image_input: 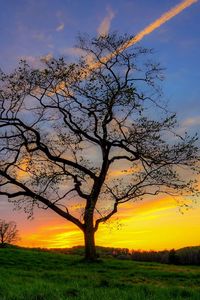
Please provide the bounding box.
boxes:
[0,34,199,260]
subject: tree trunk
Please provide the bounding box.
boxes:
[84,228,97,261]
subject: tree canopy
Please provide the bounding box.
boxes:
[0,33,199,260]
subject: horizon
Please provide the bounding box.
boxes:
[4,242,200,252]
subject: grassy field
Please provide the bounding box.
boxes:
[0,247,200,300]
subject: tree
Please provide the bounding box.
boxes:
[0,33,199,261]
[0,220,19,247]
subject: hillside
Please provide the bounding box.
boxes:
[0,247,200,299]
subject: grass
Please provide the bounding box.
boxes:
[0,247,200,299]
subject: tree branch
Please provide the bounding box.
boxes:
[0,170,84,230]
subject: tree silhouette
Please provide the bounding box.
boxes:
[0,220,19,247]
[0,33,199,260]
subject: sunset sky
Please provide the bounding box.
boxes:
[0,0,200,250]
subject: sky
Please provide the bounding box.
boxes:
[0,0,200,250]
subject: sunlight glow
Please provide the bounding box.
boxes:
[18,196,200,250]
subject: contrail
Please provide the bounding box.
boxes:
[91,0,198,67]
[54,0,198,91]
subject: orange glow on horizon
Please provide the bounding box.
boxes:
[18,195,200,251]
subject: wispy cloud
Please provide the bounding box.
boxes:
[182,116,200,127]
[20,53,53,68]
[62,47,95,66]
[56,23,65,32]
[62,47,86,57]
[19,223,82,248]
[97,7,115,37]
[40,53,53,62]
[20,55,39,65]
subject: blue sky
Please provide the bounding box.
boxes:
[0,0,199,126]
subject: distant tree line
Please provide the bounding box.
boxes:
[48,245,200,265]
[119,247,200,265]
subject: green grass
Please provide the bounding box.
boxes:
[0,247,200,299]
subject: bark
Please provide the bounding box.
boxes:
[83,227,97,261]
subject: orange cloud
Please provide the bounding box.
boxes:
[115,196,178,219]
[40,53,53,63]
[108,165,141,177]
[97,7,115,37]
[15,158,30,179]
[19,221,82,248]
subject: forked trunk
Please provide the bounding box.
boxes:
[84,228,97,261]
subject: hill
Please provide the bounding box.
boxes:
[0,247,200,299]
